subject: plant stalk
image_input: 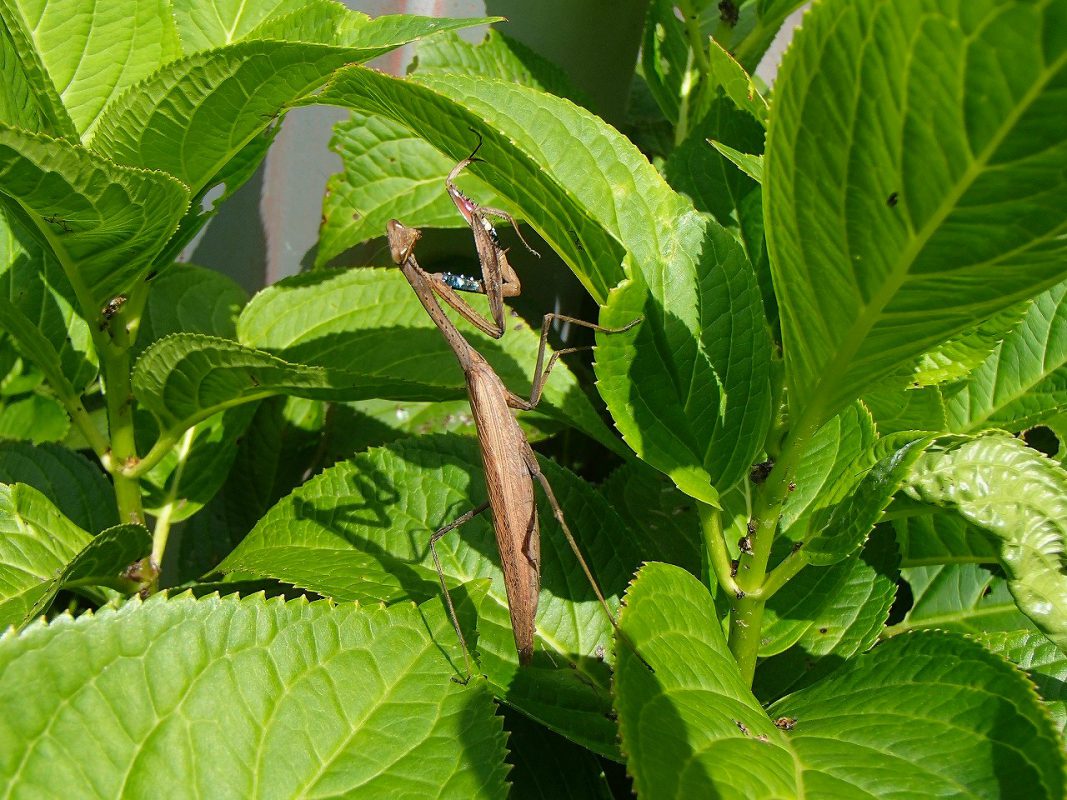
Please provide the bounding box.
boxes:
[727,425,812,684]
[151,426,196,567]
[99,315,144,526]
[699,501,740,596]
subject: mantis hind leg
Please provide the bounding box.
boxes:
[523,448,654,673]
[430,501,490,681]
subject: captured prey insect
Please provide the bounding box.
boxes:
[387,219,642,673]
[438,132,541,339]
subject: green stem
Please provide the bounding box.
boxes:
[151,426,196,568]
[99,315,144,526]
[699,501,740,596]
[758,548,806,600]
[674,1,712,146]
[727,425,813,685]
[124,428,180,478]
[679,3,710,74]
[53,384,111,463]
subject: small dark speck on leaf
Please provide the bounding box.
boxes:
[887,192,899,207]
[818,627,828,634]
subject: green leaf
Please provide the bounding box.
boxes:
[909,300,1029,387]
[139,405,256,523]
[0,440,117,532]
[218,435,644,758]
[614,562,798,797]
[754,529,899,700]
[975,629,1066,735]
[706,37,768,125]
[780,402,877,538]
[413,30,588,106]
[88,42,362,192]
[766,0,1067,430]
[616,563,1066,797]
[890,507,1000,567]
[134,263,247,356]
[0,392,68,443]
[759,528,898,660]
[598,222,772,503]
[664,102,775,333]
[131,332,433,432]
[0,481,90,628]
[237,267,622,454]
[862,383,950,435]
[1,0,182,139]
[640,0,690,126]
[172,0,360,51]
[314,67,666,310]
[335,397,560,452]
[0,592,509,798]
[175,397,325,581]
[768,630,1066,798]
[735,1,808,70]
[0,0,78,138]
[314,25,589,260]
[707,140,763,183]
[945,280,1067,432]
[0,205,96,391]
[904,435,1067,651]
[895,563,1038,637]
[804,431,933,565]
[0,124,190,310]
[599,459,702,573]
[0,286,81,418]
[22,522,150,625]
[503,709,613,800]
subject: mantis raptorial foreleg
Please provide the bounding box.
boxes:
[437,132,541,338]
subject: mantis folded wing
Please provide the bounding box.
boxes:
[387,219,640,674]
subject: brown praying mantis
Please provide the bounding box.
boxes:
[387,218,641,674]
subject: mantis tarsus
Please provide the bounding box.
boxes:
[387,219,640,673]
